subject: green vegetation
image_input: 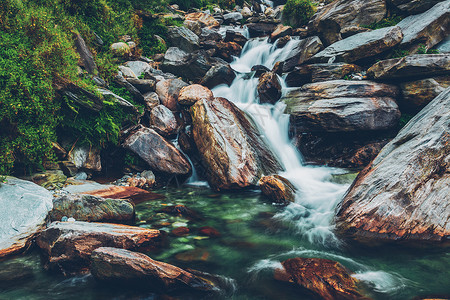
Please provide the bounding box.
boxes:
[363,15,403,30]
[417,44,440,54]
[390,48,410,58]
[282,0,316,28]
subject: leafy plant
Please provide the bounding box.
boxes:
[282,0,316,28]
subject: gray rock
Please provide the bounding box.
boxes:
[223,12,243,24]
[436,36,450,53]
[114,74,144,103]
[143,92,160,110]
[118,65,137,78]
[62,83,103,112]
[199,27,222,42]
[167,26,200,53]
[126,78,156,94]
[150,105,179,136]
[124,61,151,78]
[399,77,450,111]
[282,37,324,72]
[246,22,278,38]
[335,87,450,245]
[68,145,102,172]
[161,48,214,82]
[183,20,202,36]
[200,64,236,88]
[0,177,53,258]
[98,88,136,112]
[74,34,97,74]
[286,63,362,86]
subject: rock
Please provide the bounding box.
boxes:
[126,78,156,94]
[36,222,161,273]
[31,170,67,189]
[198,226,221,237]
[185,12,220,28]
[0,177,53,258]
[274,258,365,300]
[215,41,243,62]
[282,80,400,132]
[396,1,450,52]
[257,72,282,104]
[50,194,134,222]
[74,34,97,74]
[175,248,210,262]
[399,77,450,111]
[281,37,324,72]
[190,97,282,190]
[246,22,278,38]
[340,26,371,39]
[223,12,243,24]
[123,125,191,175]
[150,105,179,136]
[183,20,202,36]
[61,83,103,111]
[124,61,151,78]
[241,6,253,18]
[171,227,190,236]
[59,161,78,177]
[0,262,34,288]
[156,78,189,111]
[259,175,296,204]
[82,186,164,204]
[436,36,450,53]
[335,87,450,245]
[367,54,450,80]
[269,24,292,43]
[251,65,271,77]
[69,145,102,172]
[391,0,444,14]
[199,27,222,42]
[286,63,362,86]
[308,26,403,64]
[308,0,387,46]
[200,64,236,88]
[272,61,284,75]
[159,204,202,220]
[161,48,214,82]
[178,84,214,106]
[118,65,137,78]
[97,88,136,112]
[114,74,144,103]
[276,35,291,48]
[167,27,200,53]
[110,42,131,56]
[143,91,160,110]
[224,30,248,47]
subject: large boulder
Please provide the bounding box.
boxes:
[308,26,403,64]
[269,24,292,43]
[166,27,199,53]
[0,177,53,258]
[308,0,386,45]
[282,80,400,132]
[399,77,450,111]
[190,97,282,190]
[178,84,214,106]
[274,258,365,300]
[36,221,161,273]
[367,54,450,80]
[257,72,282,104]
[391,0,444,14]
[91,247,217,291]
[150,105,179,137]
[223,12,243,24]
[49,194,134,222]
[161,48,214,82]
[122,125,191,176]
[282,37,324,72]
[396,1,450,53]
[155,77,189,111]
[259,175,296,204]
[68,145,102,173]
[285,63,362,86]
[335,87,450,245]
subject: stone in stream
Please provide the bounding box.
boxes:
[215,41,243,62]
[281,36,324,73]
[269,24,292,43]
[190,97,282,190]
[308,0,387,45]
[308,26,403,64]
[178,84,214,106]
[367,54,450,80]
[399,77,450,112]
[0,262,35,288]
[257,72,282,104]
[335,87,450,245]
[150,105,179,137]
[224,30,248,47]
[0,177,53,258]
[259,175,296,204]
[282,80,400,132]
[155,77,189,111]
[82,186,164,204]
[49,194,135,222]
[36,221,161,273]
[391,0,444,14]
[274,258,366,300]
[122,125,191,176]
[166,26,199,53]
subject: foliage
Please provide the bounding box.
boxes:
[417,44,440,54]
[282,0,316,28]
[363,15,403,30]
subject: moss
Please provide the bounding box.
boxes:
[282,0,316,28]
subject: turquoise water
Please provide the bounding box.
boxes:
[0,184,449,299]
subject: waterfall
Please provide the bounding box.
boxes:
[212,37,349,245]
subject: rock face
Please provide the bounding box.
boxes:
[397,1,450,52]
[391,0,444,14]
[308,0,386,45]
[166,27,199,53]
[257,72,282,104]
[281,37,324,72]
[123,125,191,175]
[282,80,400,132]
[335,87,450,245]
[274,258,365,300]
[309,26,403,64]
[50,194,135,222]
[91,247,216,291]
[150,105,179,137]
[36,221,161,273]
[259,175,296,204]
[0,177,53,258]
[156,78,189,111]
[399,77,450,111]
[178,84,214,106]
[190,97,282,190]
[286,63,361,86]
[367,54,450,80]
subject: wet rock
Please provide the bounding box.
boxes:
[399,77,450,111]
[150,105,179,136]
[257,72,282,104]
[126,78,156,94]
[286,63,362,86]
[397,1,450,53]
[308,0,386,46]
[0,177,53,258]
[74,34,97,74]
[185,12,220,28]
[391,0,444,14]
[159,205,202,220]
[50,194,134,222]
[178,84,214,106]
[156,78,189,111]
[223,12,243,24]
[269,24,292,43]
[274,258,365,300]
[282,37,324,72]
[200,64,236,88]
[198,226,221,237]
[215,41,243,62]
[308,26,403,64]
[367,54,450,80]
[259,175,296,204]
[167,27,199,53]
[83,186,164,204]
[183,20,202,36]
[282,80,400,132]
[69,145,102,172]
[143,91,160,110]
[36,222,161,273]
[224,30,248,47]
[251,65,271,77]
[335,87,450,245]
[0,262,34,288]
[247,22,278,38]
[272,61,284,75]
[31,170,67,190]
[122,125,191,175]
[276,35,291,48]
[190,97,282,190]
[175,248,210,262]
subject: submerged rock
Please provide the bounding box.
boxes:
[0,177,53,258]
[190,97,282,190]
[259,175,296,204]
[335,87,450,245]
[82,186,164,204]
[274,257,366,300]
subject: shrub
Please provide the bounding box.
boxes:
[282,0,316,28]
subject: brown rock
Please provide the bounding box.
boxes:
[274,257,366,300]
[246,22,278,38]
[156,78,189,111]
[224,30,248,47]
[270,24,293,43]
[198,226,221,237]
[175,248,210,262]
[150,105,179,136]
[259,175,296,204]
[178,84,214,106]
[275,35,291,48]
[185,12,220,28]
[171,227,190,236]
[257,72,282,104]
[143,91,160,110]
[82,186,164,204]
[399,77,450,111]
[216,41,243,62]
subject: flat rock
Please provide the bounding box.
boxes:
[282,36,324,72]
[270,24,292,43]
[178,84,214,106]
[308,26,403,64]
[259,175,296,204]
[246,22,278,38]
[0,177,53,258]
[285,63,361,86]
[282,80,400,132]
[335,87,450,245]
[82,186,164,204]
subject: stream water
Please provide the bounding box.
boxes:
[1,28,449,300]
